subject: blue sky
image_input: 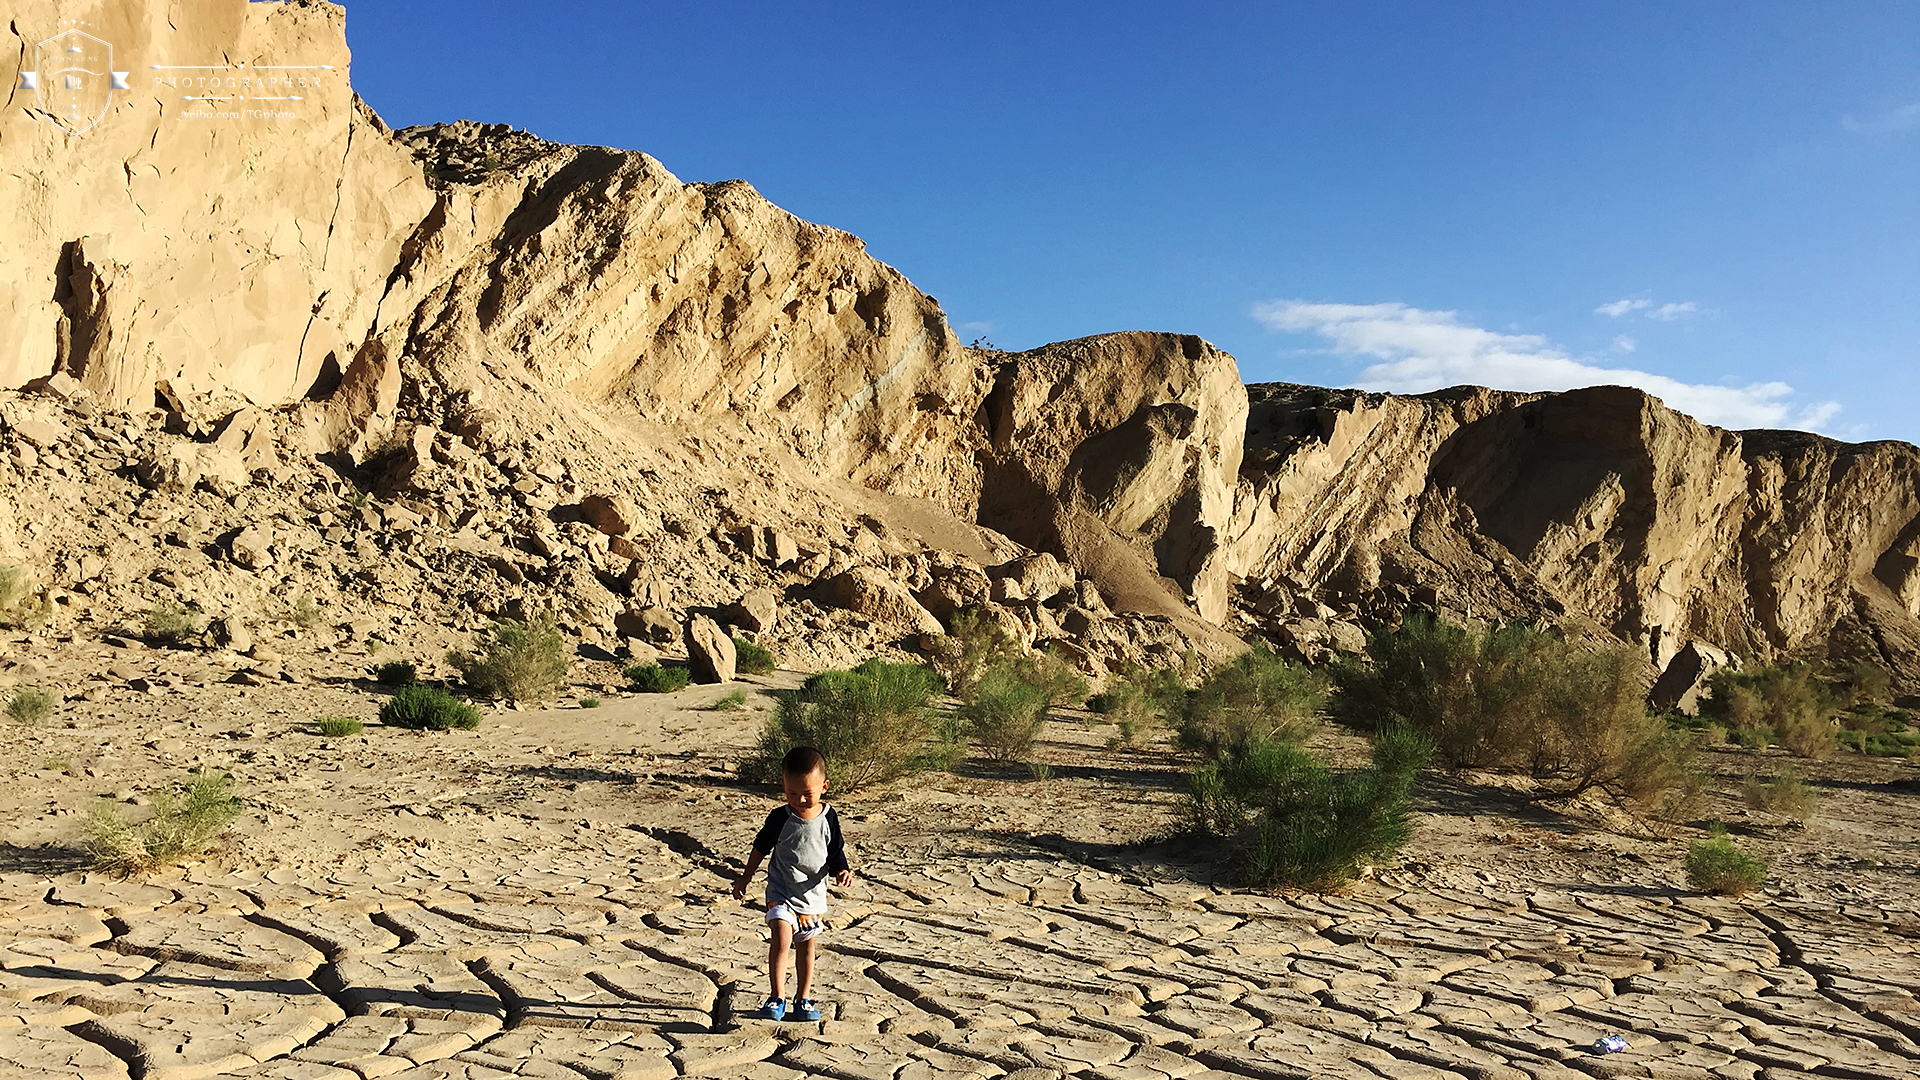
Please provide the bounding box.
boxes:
[347,2,1919,442]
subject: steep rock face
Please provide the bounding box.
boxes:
[977,333,1246,621]
[0,0,434,409]
[1228,383,1920,685]
[373,127,990,512]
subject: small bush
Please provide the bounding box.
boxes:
[1686,827,1767,896]
[578,697,601,709]
[1189,726,1430,889]
[1013,647,1089,709]
[44,759,72,774]
[379,685,482,730]
[449,610,569,702]
[85,770,243,878]
[1180,643,1326,759]
[1863,730,1920,757]
[1832,660,1892,706]
[1741,770,1818,818]
[626,664,691,693]
[710,689,749,711]
[961,665,1051,763]
[373,660,418,686]
[291,596,324,628]
[929,608,1022,697]
[315,716,364,737]
[0,564,48,628]
[1331,615,1699,814]
[745,660,941,792]
[1093,663,1187,747]
[6,686,55,725]
[1027,762,1053,781]
[144,600,205,646]
[733,637,776,676]
[1702,663,1837,759]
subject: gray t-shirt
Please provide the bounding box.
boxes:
[752,804,848,915]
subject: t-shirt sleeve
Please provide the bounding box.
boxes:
[751,808,786,855]
[824,806,849,874]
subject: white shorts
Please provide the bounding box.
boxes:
[766,903,827,942]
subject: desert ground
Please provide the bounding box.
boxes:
[2,627,1918,1080]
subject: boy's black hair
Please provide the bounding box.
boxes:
[782,745,826,778]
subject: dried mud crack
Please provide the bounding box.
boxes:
[3,832,1918,1080]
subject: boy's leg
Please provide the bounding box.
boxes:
[767,918,793,1001]
[793,935,817,1003]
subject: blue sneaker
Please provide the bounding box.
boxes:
[792,998,821,1022]
[755,998,786,1021]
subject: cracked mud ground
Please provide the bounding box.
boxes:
[2,670,1918,1080]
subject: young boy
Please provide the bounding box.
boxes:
[731,745,852,1021]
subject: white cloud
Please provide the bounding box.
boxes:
[1596,297,1696,321]
[1612,335,1636,353]
[1596,299,1649,318]
[1252,299,1840,432]
[1843,101,1920,135]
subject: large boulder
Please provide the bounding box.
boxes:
[685,615,736,684]
[825,567,943,636]
[580,494,641,537]
[1651,640,1735,715]
[724,588,780,633]
[991,553,1076,604]
[615,606,678,644]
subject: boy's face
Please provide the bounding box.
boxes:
[782,766,828,818]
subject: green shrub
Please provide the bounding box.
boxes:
[1179,643,1326,759]
[1863,730,1920,757]
[314,716,364,737]
[960,665,1051,762]
[1832,660,1892,706]
[379,685,482,730]
[1027,762,1053,781]
[1189,726,1430,889]
[1331,615,1698,814]
[6,686,55,725]
[0,564,48,629]
[578,697,601,709]
[626,664,691,692]
[745,660,941,792]
[1012,647,1089,709]
[1092,663,1187,747]
[1686,827,1767,896]
[449,610,569,702]
[1701,663,1837,759]
[85,770,243,878]
[1729,726,1773,751]
[144,600,205,646]
[1740,769,1818,818]
[373,660,418,686]
[291,596,324,628]
[733,637,776,676]
[928,608,1022,697]
[710,689,749,711]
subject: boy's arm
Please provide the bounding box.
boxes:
[730,849,765,900]
[826,806,852,887]
[731,807,787,900]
